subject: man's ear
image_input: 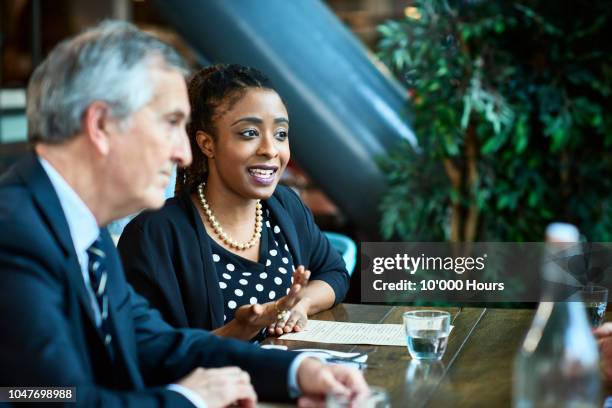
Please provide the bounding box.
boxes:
[196,130,215,158]
[82,101,113,156]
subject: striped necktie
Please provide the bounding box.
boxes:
[87,235,114,358]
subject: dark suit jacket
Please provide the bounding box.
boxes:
[0,154,297,407]
[118,186,349,330]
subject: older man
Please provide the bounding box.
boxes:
[0,21,366,407]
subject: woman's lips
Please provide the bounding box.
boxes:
[247,166,278,186]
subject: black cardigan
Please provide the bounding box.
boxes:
[118,185,349,330]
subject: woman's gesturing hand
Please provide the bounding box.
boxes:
[267,266,311,336]
[234,266,310,330]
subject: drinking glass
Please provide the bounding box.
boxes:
[403,310,451,361]
[326,386,389,408]
[579,285,608,327]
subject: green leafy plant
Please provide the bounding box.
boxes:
[377,0,612,242]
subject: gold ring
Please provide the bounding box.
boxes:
[275,300,290,323]
[276,309,290,322]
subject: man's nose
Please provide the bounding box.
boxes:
[172,129,192,167]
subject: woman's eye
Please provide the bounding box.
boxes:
[240,129,259,138]
[275,130,288,140]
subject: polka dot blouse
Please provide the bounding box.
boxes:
[210,206,296,323]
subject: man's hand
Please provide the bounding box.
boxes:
[296,357,369,408]
[594,323,612,382]
[177,367,257,408]
[594,322,612,339]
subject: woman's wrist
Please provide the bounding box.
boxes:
[295,296,313,315]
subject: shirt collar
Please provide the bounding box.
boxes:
[38,157,100,254]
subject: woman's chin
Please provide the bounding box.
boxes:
[246,182,278,200]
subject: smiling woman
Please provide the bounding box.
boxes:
[118,64,349,341]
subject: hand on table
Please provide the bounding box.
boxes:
[177,366,256,408]
[233,266,310,330]
[267,266,311,336]
[296,357,369,408]
[594,322,612,382]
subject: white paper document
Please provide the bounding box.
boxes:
[278,320,406,346]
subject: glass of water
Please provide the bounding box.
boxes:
[579,285,608,327]
[403,310,451,361]
[326,386,389,408]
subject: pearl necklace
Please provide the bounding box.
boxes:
[197,182,262,250]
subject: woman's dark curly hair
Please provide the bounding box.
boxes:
[176,64,275,194]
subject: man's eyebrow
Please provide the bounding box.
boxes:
[166,110,188,118]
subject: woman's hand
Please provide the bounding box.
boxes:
[267,297,310,336]
[233,266,310,330]
[267,266,312,336]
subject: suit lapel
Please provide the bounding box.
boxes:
[98,229,144,388]
[14,154,142,388]
[16,154,99,327]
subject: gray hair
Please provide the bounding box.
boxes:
[27,20,189,143]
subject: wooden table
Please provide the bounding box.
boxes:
[263,304,610,407]
[266,304,612,408]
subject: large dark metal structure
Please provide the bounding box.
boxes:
[153,0,417,236]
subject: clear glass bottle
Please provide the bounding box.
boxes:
[513,223,600,408]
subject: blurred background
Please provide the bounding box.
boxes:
[0,0,418,240]
[1,0,611,301]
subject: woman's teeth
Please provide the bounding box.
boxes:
[249,168,275,177]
